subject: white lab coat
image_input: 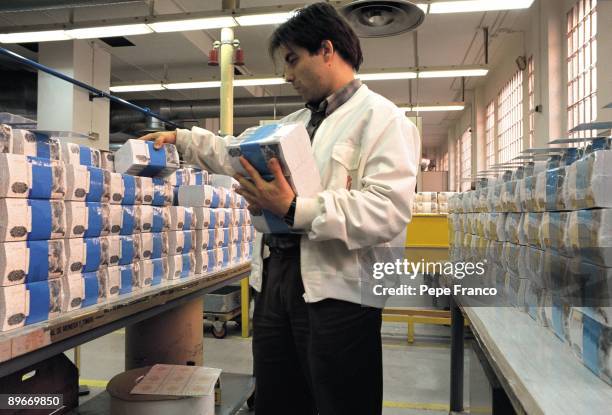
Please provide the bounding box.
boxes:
[176,84,420,308]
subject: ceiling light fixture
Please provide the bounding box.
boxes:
[66,24,152,39]
[418,68,488,78]
[148,16,237,33]
[428,0,536,14]
[0,30,71,43]
[357,72,418,80]
[234,12,294,26]
[164,81,222,90]
[399,104,465,112]
[109,83,165,92]
[233,77,285,87]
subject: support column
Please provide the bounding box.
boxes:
[125,298,204,370]
[37,40,110,150]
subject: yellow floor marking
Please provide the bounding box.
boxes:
[79,379,109,388]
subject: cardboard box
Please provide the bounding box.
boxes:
[166,253,194,280]
[565,150,612,210]
[0,153,30,198]
[152,178,173,206]
[0,124,13,154]
[241,242,252,261]
[25,278,62,325]
[109,205,138,236]
[65,164,105,202]
[64,237,107,276]
[117,262,142,295]
[210,174,239,190]
[100,150,115,172]
[216,187,231,208]
[139,232,167,260]
[226,123,321,233]
[194,250,208,274]
[105,266,122,298]
[193,207,215,230]
[190,169,209,186]
[0,240,64,286]
[64,202,106,238]
[61,142,101,167]
[82,270,108,306]
[0,199,66,241]
[107,235,139,266]
[121,174,138,205]
[229,226,243,245]
[213,208,230,228]
[167,230,194,256]
[114,139,179,177]
[0,155,66,200]
[214,228,230,248]
[214,247,229,270]
[228,243,240,265]
[195,228,215,252]
[178,185,220,208]
[61,273,84,312]
[109,172,125,204]
[0,284,28,331]
[169,206,195,231]
[13,129,61,160]
[154,206,169,233]
[168,168,192,187]
[138,176,154,205]
[140,258,167,286]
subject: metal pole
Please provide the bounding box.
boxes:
[220,27,234,136]
[450,296,465,412]
[0,46,181,129]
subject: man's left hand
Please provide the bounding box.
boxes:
[234,157,295,217]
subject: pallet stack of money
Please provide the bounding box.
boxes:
[447,137,612,385]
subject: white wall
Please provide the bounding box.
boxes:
[447,0,604,185]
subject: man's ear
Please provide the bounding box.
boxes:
[320,40,334,62]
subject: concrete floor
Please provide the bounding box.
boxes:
[69,318,481,414]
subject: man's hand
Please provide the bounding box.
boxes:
[138,131,177,149]
[234,157,295,217]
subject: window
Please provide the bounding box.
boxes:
[567,0,597,138]
[454,141,461,192]
[527,56,535,149]
[485,101,496,168]
[441,152,449,171]
[497,70,523,164]
[460,128,472,192]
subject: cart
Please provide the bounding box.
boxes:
[203,285,243,339]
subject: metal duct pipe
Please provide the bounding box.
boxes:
[109,96,304,136]
[0,0,141,12]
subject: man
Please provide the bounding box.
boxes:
[140,3,420,414]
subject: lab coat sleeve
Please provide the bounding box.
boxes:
[175,126,237,176]
[293,115,420,250]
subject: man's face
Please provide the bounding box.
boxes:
[278,44,330,104]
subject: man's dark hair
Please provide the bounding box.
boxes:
[269,2,363,71]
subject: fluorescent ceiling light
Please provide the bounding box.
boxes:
[416,4,430,13]
[164,81,222,90]
[0,30,71,43]
[110,83,165,92]
[234,77,285,87]
[429,0,535,14]
[149,16,237,33]
[235,12,293,26]
[400,105,465,112]
[418,68,488,78]
[66,24,152,39]
[357,72,417,81]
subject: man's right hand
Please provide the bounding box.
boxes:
[138,131,177,150]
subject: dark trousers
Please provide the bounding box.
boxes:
[252,248,383,415]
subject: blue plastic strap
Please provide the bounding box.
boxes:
[582,314,602,375]
[152,178,165,206]
[209,210,216,229]
[122,174,136,205]
[152,207,164,232]
[152,233,162,258]
[121,206,135,235]
[26,240,49,283]
[119,266,132,295]
[210,188,220,208]
[25,281,50,324]
[183,231,192,253]
[82,272,99,307]
[86,167,105,202]
[208,229,215,245]
[193,172,203,185]
[79,145,92,166]
[28,199,52,240]
[84,202,103,238]
[140,142,166,177]
[152,258,163,285]
[239,124,282,181]
[222,247,229,267]
[184,210,192,230]
[33,133,51,159]
[27,157,52,199]
[173,187,179,206]
[181,254,190,278]
[84,237,101,273]
[207,250,215,271]
[120,236,134,265]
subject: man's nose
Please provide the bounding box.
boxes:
[283,69,294,83]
